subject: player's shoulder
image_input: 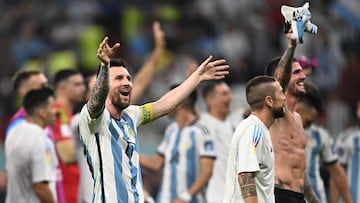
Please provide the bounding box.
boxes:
[194,118,213,136]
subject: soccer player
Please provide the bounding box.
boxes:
[79,36,228,202]
[5,87,57,203]
[224,75,286,203]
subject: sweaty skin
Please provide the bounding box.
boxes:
[271,109,307,192]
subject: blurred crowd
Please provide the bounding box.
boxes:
[0,0,359,202]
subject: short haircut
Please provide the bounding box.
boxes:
[170,83,198,111]
[96,58,131,77]
[23,86,54,116]
[201,80,226,99]
[246,75,277,111]
[12,70,43,92]
[264,56,295,76]
[54,69,81,87]
[298,82,323,114]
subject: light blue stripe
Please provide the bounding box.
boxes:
[80,135,94,179]
[351,137,359,202]
[187,131,197,203]
[309,130,322,201]
[332,2,360,31]
[6,117,25,136]
[109,120,128,203]
[170,129,182,201]
[122,115,140,203]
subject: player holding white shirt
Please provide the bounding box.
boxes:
[224,76,286,203]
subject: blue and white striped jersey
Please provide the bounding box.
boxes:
[305,124,337,203]
[79,104,145,203]
[335,126,360,203]
[156,118,216,203]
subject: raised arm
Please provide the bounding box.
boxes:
[132,21,165,102]
[150,56,229,120]
[87,37,120,119]
[275,35,297,90]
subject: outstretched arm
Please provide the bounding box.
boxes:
[276,34,297,90]
[132,21,165,102]
[87,37,120,119]
[150,56,229,120]
[139,154,164,172]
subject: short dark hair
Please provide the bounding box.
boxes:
[201,80,226,99]
[12,70,43,92]
[264,56,295,76]
[54,69,81,87]
[170,83,198,111]
[298,82,323,114]
[246,75,277,111]
[23,87,54,116]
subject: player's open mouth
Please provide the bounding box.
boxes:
[120,90,130,96]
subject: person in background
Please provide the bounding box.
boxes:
[51,68,86,203]
[201,80,234,203]
[5,87,57,203]
[140,84,216,203]
[6,70,48,135]
[331,98,360,203]
[294,82,352,203]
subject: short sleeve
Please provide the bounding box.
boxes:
[320,128,338,163]
[236,125,263,174]
[32,135,55,183]
[79,104,106,135]
[335,133,350,165]
[197,123,216,158]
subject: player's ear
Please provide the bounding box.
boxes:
[265,96,273,108]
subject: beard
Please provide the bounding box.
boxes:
[273,106,286,119]
[112,96,130,111]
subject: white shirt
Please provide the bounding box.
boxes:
[156,118,216,203]
[223,115,274,203]
[305,124,337,203]
[80,104,149,203]
[5,121,58,203]
[202,113,235,203]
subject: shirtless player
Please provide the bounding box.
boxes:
[265,34,319,203]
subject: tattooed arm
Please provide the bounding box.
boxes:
[87,36,120,119]
[238,172,258,203]
[275,35,297,91]
[303,174,320,203]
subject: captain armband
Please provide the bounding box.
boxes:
[140,104,154,124]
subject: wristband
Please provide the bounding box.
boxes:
[179,191,191,202]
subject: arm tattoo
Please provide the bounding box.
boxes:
[275,178,284,189]
[238,173,257,199]
[303,174,320,203]
[277,44,296,90]
[87,65,109,118]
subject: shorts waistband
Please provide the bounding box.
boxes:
[274,187,304,200]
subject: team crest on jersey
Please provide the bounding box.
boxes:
[204,141,214,151]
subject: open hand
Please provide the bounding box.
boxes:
[97,36,120,66]
[197,55,229,81]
